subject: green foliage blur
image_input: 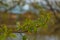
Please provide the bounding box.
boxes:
[16,4,52,33]
[0,24,16,40]
[0,3,52,40]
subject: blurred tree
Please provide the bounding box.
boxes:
[45,0,60,24]
[0,0,59,40]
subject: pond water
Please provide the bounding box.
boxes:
[7,33,60,40]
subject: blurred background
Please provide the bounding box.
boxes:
[0,0,60,40]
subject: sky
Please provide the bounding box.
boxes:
[0,0,60,14]
[9,4,30,14]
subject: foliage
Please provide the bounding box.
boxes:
[22,35,27,40]
[0,3,52,40]
[0,24,16,40]
[16,4,52,33]
[16,6,52,40]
